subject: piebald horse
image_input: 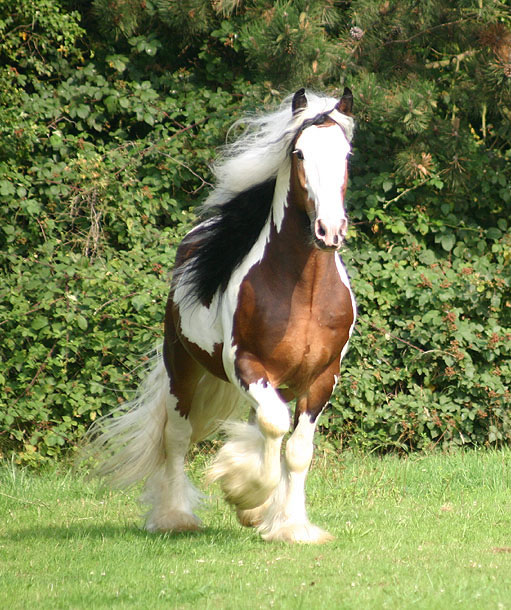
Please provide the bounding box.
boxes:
[86,88,356,543]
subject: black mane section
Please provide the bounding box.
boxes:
[299,112,332,131]
[184,178,277,306]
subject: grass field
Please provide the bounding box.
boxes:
[2,448,511,609]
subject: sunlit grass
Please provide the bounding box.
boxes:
[2,449,511,608]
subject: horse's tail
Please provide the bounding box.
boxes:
[82,348,169,489]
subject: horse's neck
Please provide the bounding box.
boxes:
[267,188,336,288]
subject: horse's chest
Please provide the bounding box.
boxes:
[233,264,354,389]
[279,288,352,375]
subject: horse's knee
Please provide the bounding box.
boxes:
[164,404,192,450]
[285,434,313,473]
[248,381,290,438]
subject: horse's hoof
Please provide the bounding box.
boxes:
[206,422,282,510]
[260,522,334,544]
[237,505,265,528]
[145,510,203,533]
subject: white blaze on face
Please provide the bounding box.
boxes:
[295,124,351,246]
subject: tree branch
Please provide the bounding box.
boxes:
[425,50,477,69]
[384,18,472,46]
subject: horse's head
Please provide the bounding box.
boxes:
[290,88,353,251]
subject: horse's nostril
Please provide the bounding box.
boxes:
[314,219,346,247]
[315,219,326,238]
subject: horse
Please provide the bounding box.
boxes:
[85,87,357,544]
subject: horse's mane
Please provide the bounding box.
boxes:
[176,91,356,306]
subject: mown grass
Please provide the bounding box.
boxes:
[2,449,511,609]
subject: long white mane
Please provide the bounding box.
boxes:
[204,91,355,209]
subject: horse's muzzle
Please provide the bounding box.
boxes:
[313,218,347,250]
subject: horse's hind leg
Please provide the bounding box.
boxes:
[142,399,202,532]
[142,333,204,533]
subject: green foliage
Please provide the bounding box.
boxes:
[330,223,511,451]
[92,0,146,40]
[0,65,241,462]
[1,245,172,463]
[0,0,243,462]
[1,0,510,462]
[321,0,511,451]
[239,0,343,87]
[0,0,85,77]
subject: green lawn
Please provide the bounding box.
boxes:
[2,449,511,609]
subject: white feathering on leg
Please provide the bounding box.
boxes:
[206,421,283,510]
[142,407,203,533]
[206,381,290,511]
[256,412,333,544]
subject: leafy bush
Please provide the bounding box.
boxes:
[330,222,511,451]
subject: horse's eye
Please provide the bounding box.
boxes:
[293,149,304,161]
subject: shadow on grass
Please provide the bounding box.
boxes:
[1,523,262,545]
[3,522,241,545]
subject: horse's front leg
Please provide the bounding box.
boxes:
[257,364,339,544]
[206,354,290,512]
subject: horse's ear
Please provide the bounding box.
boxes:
[336,87,353,115]
[292,88,307,115]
